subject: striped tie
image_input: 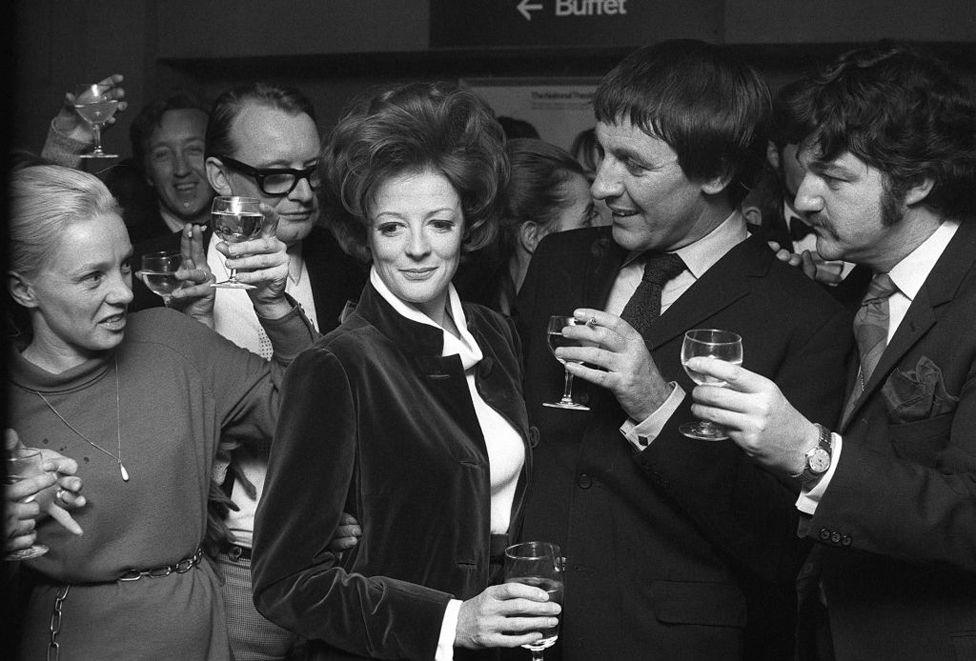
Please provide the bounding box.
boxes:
[840,272,898,427]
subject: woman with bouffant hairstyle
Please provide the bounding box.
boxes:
[253,82,560,660]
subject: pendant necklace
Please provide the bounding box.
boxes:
[28,357,129,482]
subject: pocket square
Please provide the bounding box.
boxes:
[881,356,958,423]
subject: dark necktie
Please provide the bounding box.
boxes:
[840,272,898,427]
[620,252,686,336]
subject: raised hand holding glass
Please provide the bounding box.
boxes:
[74,83,119,159]
[679,329,743,440]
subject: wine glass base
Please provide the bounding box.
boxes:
[5,544,49,561]
[679,422,729,441]
[78,153,119,159]
[543,401,590,411]
[210,281,256,290]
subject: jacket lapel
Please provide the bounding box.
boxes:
[841,220,976,428]
[646,236,765,350]
[583,229,626,310]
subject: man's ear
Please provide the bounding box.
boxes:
[766,140,781,171]
[518,221,544,254]
[700,168,734,196]
[8,271,38,309]
[903,176,936,207]
[205,157,233,196]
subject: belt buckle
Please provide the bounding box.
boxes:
[228,545,243,561]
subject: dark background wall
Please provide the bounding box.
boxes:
[10,0,976,160]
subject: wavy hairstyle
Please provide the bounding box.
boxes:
[594,39,770,205]
[794,42,976,221]
[321,81,509,263]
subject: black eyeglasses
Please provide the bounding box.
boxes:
[216,155,321,197]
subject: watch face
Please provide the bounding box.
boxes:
[809,448,831,473]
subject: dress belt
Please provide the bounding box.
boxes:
[118,547,204,582]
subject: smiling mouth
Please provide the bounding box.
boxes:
[401,268,437,279]
[100,313,127,328]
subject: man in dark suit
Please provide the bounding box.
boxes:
[198,82,365,660]
[689,44,976,661]
[514,40,851,660]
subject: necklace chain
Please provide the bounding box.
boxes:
[28,357,129,482]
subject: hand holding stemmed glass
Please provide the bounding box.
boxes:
[544,315,590,411]
[137,251,183,306]
[4,430,85,561]
[210,196,274,289]
[503,542,565,660]
[679,329,743,440]
[73,81,123,159]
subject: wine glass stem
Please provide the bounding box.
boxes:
[91,123,103,153]
[562,369,575,403]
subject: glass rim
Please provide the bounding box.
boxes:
[683,328,742,345]
[504,541,560,560]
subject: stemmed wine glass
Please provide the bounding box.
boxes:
[73,83,120,159]
[210,196,266,289]
[543,315,590,411]
[5,448,51,560]
[503,541,565,661]
[137,251,183,306]
[679,329,744,440]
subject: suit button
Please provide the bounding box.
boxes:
[841,535,852,547]
[576,473,592,489]
[819,528,831,541]
[830,532,841,544]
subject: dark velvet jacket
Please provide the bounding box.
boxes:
[253,282,532,660]
[514,226,852,661]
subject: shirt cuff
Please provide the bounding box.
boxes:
[795,432,843,515]
[435,599,463,661]
[619,382,685,451]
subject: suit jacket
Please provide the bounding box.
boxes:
[130,225,365,334]
[514,226,852,661]
[253,282,532,660]
[803,218,976,661]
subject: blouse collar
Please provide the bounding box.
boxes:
[369,268,482,370]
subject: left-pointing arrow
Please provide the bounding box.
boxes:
[517,0,543,21]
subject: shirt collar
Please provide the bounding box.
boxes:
[887,219,960,302]
[369,268,482,369]
[621,211,747,279]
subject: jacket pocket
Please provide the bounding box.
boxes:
[649,580,747,627]
[889,412,954,466]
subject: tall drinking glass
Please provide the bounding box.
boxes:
[679,329,744,440]
[504,541,565,661]
[543,316,590,411]
[211,196,265,289]
[5,448,51,560]
[74,83,119,159]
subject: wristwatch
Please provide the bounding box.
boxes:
[792,423,832,486]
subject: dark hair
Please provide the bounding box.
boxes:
[570,127,603,178]
[503,138,586,231]
[205,82,317,159]
[130,91,210,170]
[795,42,976,221]
[768,78,813,150]
[322,81,509,263]
[594,39,770,205]
[497,116,540,140]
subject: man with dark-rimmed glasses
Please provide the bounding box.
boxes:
[201,81,365,661]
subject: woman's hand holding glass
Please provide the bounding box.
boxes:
[455,581,561,651]
[4,429,85,559]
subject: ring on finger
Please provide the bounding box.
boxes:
[55,488,66,503]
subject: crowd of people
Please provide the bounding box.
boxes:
[3,37,975,661]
